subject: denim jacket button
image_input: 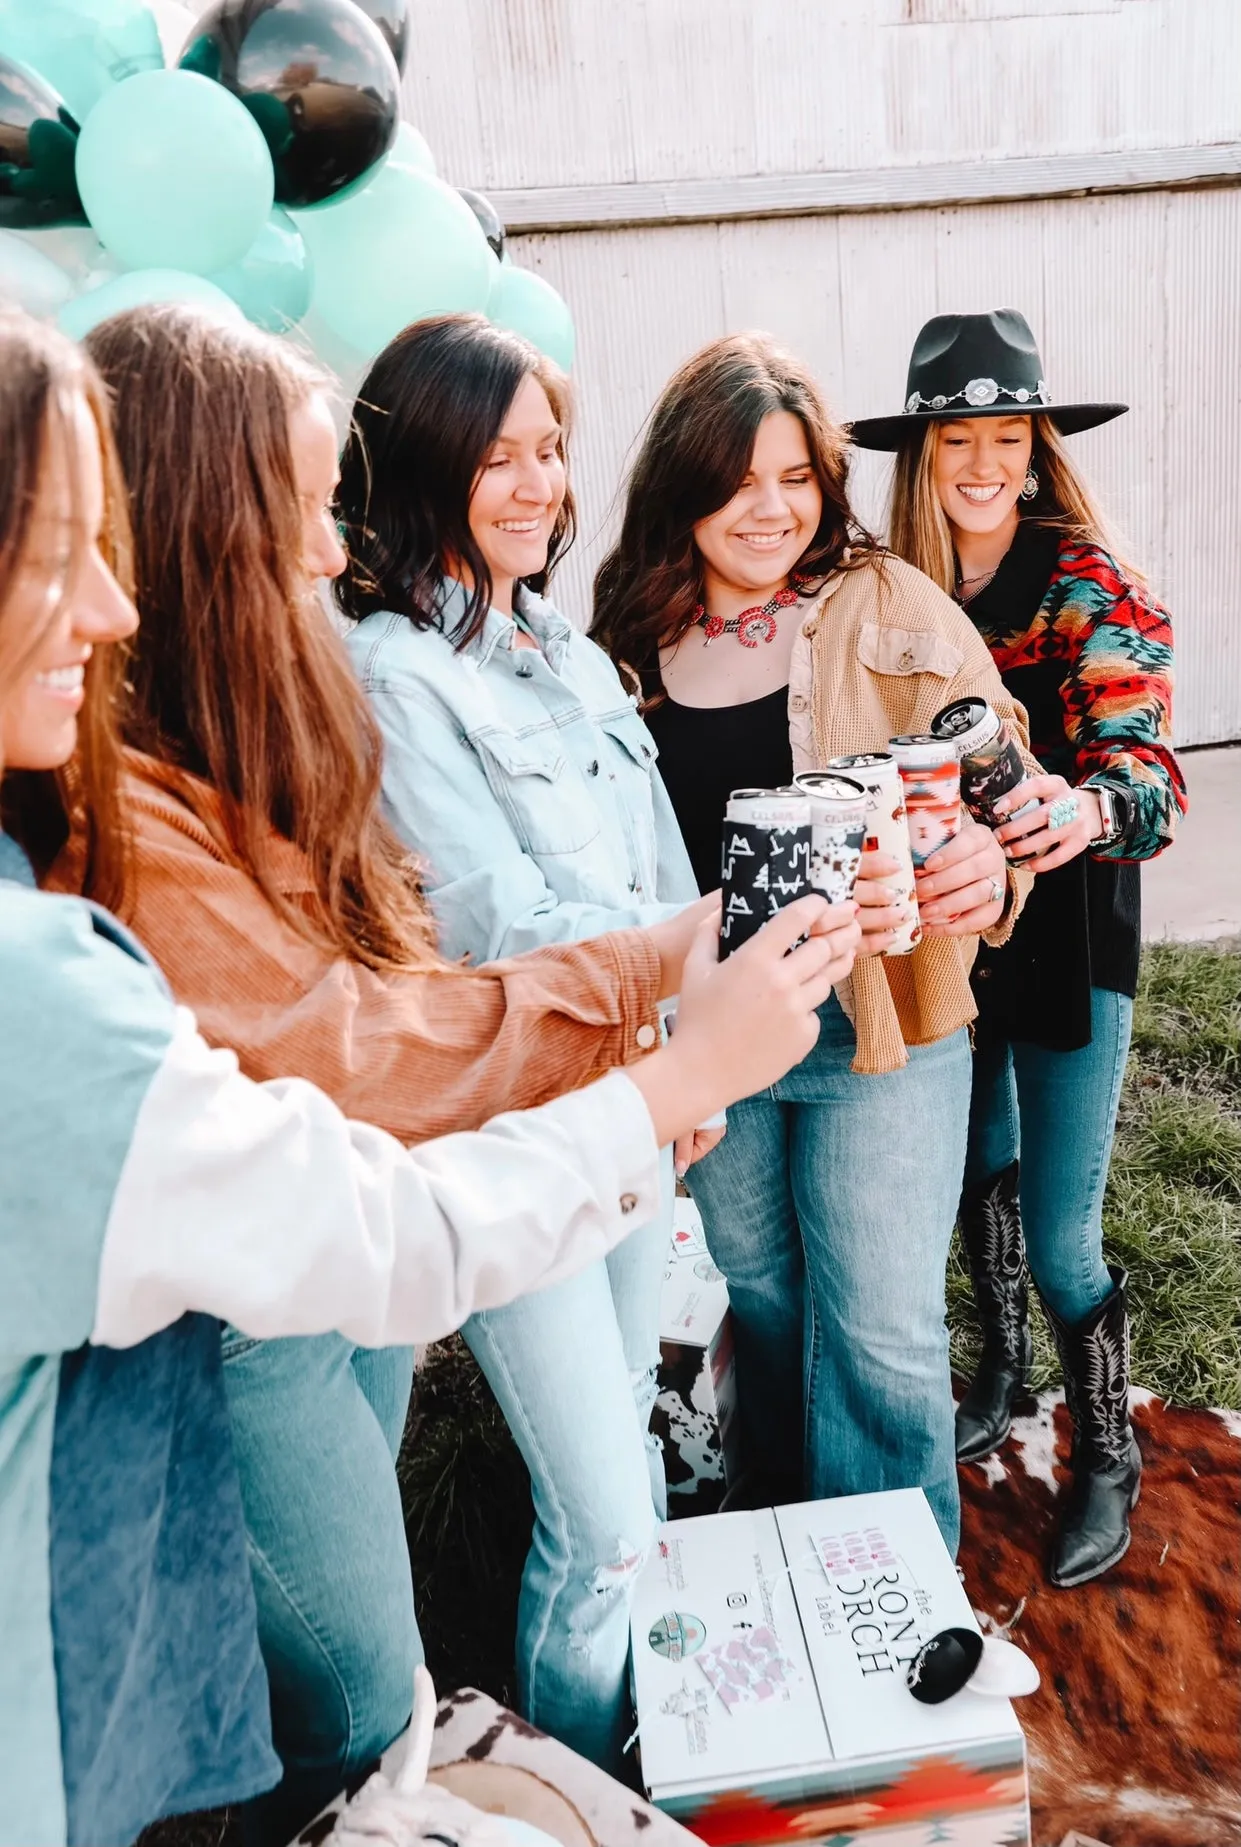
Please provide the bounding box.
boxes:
[587,759,599,776]
[515,660,534,678]
[635,1023,657,1049]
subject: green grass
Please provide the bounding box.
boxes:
[947,939,1241,1407]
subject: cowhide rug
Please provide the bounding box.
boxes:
[958,1389,1241,1846]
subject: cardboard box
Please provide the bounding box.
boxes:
[652,1197,739,1514]
[631,1489,1031,1846]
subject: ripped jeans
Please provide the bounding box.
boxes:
[463,1147,671,1773]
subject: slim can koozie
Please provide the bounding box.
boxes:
[826,752,921,956]
[792,772,867,904]
[931,698,1036,829]
[719,790,813,958]
[888,734,963,868]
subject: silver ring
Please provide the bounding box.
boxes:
[987,875,1004,904]
[1047,794,1080,830]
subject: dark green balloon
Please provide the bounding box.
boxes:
[180,0,400,209]
[0,53,84,230]
[347,0,407,74]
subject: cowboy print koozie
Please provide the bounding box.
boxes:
[719,818,813,959]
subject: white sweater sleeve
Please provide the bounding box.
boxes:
[92,1008,660,1350]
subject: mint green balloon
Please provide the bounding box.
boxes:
[57,265,244,340]
[212,207,311,333]
[390,120,435,176]
[76,68,274,274]
[294,163,493,359]
[0,1,162,124]
[489,264,575,372]
[0,229,74,315]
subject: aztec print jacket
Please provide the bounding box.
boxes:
[967,521,1187,1050]
[0,832,660,1846]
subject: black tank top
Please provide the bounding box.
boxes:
[640,671,794,895]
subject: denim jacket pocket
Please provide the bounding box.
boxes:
[473,727,603,857]
[599,706,660,772]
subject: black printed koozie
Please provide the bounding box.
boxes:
[719,820,814,958]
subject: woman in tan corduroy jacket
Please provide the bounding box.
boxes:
[593,334,1032,1552]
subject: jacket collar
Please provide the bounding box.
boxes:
[0,829,36,887]
[436,578,573,673]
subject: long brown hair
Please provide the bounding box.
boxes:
[335,313,576,649]
[888,413,1140,595]
[0,311,132,908]
[86,305,437,971]
[591,333,879,682]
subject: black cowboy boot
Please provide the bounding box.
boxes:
[954,1161,1033,1463]
[1043,1264,1142,1588]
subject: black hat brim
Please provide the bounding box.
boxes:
[847,402,1129,452]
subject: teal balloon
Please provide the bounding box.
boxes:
[212,206,311,332]
[294,163,493,358]
[489,264,575,372]
[57,265,244,339]
[0,228,74,314]
[76,67,274,274]
[0,1,162,124]
[389,119,435,176]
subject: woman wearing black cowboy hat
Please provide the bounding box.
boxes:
[852,309,1187,1588]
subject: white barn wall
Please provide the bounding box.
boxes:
[402,0,1241,744]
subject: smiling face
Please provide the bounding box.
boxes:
[467,371,567,610]
[933,415,1033,540]
[692,409,824,602]
[289,389,346,585]
[1,390,137,773]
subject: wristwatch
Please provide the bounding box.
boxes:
[1089,784,1131,849]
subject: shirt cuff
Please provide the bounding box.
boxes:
[552,1068,663,1239]
[605,926,665,1058]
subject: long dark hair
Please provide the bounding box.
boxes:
[334,313,576,650]
[86,304,438,972]
[591,332,878,681]
[0,311,133,909]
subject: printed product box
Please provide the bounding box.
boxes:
[652,1196,739,1515]
[631,1488,1030,1846]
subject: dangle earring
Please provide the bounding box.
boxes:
[1020,468,1039,502]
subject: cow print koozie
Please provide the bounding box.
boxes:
[719,821,813,958]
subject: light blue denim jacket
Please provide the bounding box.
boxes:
[345,583,698,963]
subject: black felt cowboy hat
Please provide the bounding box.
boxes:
[848,309,1128,452]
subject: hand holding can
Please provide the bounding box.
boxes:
[930,698,1037,832]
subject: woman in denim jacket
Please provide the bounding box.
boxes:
[338,314,707,1772]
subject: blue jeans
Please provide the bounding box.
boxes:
[965,986,1132,1325]
[220,1331,419,1846]
[686,999,969,1553]
[463,1148,671,1775]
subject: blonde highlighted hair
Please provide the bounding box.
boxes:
[888,414,1141,594]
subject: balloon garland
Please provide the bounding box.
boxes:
[0,0,577,381]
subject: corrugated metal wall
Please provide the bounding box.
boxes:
[404,0,1241,745]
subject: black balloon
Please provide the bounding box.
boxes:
[347,0,408,74]
[180,0,400,209]
[0,54,84,230]
[457,186,505,261]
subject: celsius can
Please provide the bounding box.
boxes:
[827,751,921,956]
[793,772,868,905]
[931,698,1036,829]
[719,788,813,958]
[888,734,963,868]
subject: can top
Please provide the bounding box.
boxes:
[889,733,957,769]
[794,772,868,803]
[828,751,894,772]
[931,698,998,753]
[725,788,810,824]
